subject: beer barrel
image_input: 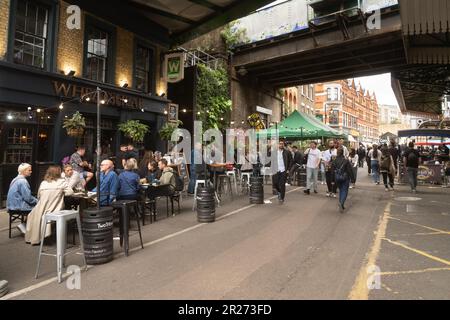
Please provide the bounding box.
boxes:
[81,207,114,265]
[196,186,215,223]
[249,176,264,204]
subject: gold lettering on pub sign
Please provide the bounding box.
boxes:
[52,81,143,108]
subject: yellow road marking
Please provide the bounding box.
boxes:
[383,238,450,266]
[388,217,450,235]
[377,267,450,276]
[348,202,391,300]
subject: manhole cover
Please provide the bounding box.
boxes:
[394,197,422,202]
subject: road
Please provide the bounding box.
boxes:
[1,168,449,300]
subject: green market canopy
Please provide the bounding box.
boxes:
[259,110,345,140]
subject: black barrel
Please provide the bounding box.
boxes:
[296,167,307,187]
[196,186,215,223]
[81,207,114,265]
[249,176,264,204]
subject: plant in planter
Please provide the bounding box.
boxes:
[159,120,183,150]
[63,111,86,137]
[118,120,150,143]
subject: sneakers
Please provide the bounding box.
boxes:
[412,189,417,194]
[332,193,337,198]
[338,203,345,213]
[326,192,330,197]
[304,189,310,195]
[385,188,389,192]
[17,223,26,235]
[314,190,318,194]
[278,199,284,205]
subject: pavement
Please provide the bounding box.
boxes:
[0,168,448,300]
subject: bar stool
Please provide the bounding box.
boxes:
[217,174,233,199]
[8,210,29,239]
[111,200,144,257]
[35,210,87,283]
[226,170,238,194]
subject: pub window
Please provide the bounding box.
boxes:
[5,127,33,164]
[85,26,109,82]
[13,0,49,68]
[135,45,153,93]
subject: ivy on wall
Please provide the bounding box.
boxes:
[196,63,232,131]
[220,21,249,52]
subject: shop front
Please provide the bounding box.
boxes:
[0,62,168,204]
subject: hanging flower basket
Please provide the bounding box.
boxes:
[67,127,85,137]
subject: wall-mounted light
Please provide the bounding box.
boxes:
[182,109,187,113]
[100,100,105,105]
[59,104,64,110]
[37,108,42,113]
[66,70,76,77]
[220,117,224,121]
[197,111,201,115]
[27,107,32,111]
[122,83,129,88]
[141,108,145,112]
[164,110,168,115]
[123,99,128,104]
[160,93,166,98]
[7,114,13,120]
[241,120,245,124]
[85,97,91,102]
[231,121,235,125]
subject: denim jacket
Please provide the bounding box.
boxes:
[6,175,38,211]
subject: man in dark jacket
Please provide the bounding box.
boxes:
[388,140,399,174]
[272,140,293,204]
[357,145,366,168]
[288,145,304,185]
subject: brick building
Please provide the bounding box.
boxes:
[314,80,380,147]
[283,85,315,117]
[0,0,173,196]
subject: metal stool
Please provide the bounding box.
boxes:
[8,210,29,239]
[111,200,144,256]
[35,210,87,283]
[217,174,233,199]
[226,170,238,194]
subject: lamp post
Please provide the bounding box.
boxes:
[96,87,101,210]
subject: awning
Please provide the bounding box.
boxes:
[398,129,450,138]
[347,135,356,142]
[259,110,345,140]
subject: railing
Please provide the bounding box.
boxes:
[177,47,227,70]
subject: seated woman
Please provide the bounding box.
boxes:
[118,159,141,201]
[142,160,161,184]
[7,163,38,234]
[25,166,74,245]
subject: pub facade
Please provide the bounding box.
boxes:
[0,0,171,201]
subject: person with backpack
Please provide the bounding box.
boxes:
[380,146,395,192]
[368,144,381,184]
[403,141,420,193]
[357,145,366,168]
[332,147,354,213]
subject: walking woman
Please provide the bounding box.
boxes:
[380,146,395,191]
[368,145,381,184]
[332,147,354,213]
[348,148,359,189]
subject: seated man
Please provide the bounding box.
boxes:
[7,163,38,234]
[158,159,176,189]
[70,146,94,187]
[92,160,119,206]
[62,164,85,192]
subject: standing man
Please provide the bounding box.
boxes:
[357,144,366,168]
[126,143,139,162]
[304,141,322,195]
[116,144,128,171]
[336,139,349,158]
[322,141,337,198]
[273,140,292,204]
[93,160,119,206]
[388,140,399,175]
[403,141,420,193]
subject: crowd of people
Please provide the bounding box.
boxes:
[6,144,177,246]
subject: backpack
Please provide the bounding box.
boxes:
[61,156,70,166]
[334,160,348,183]
[407,150,418,164]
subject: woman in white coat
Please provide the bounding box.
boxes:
[25,166,73,245]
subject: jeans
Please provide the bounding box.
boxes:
[382,172,394,188]
[351,166,358,184]
[407,167,418,190]
[371,160,380,183]
[336,178,350,206]
[325,170,337,194]
[273,171,287,200]
[306,167,319,191]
